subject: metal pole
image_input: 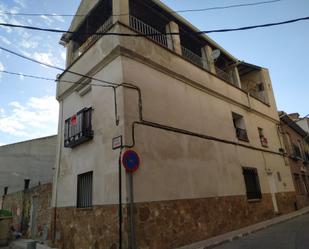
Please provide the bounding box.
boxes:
[129,173,136,249]
[118,149,123,249]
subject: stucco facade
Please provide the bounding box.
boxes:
[53,0,296,248]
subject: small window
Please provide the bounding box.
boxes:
[77,171,93,208]
[242,167,262,200]
[277,172,282,182]
[292,143,302,159]
[64,107,94,148]
[232,112,249,142]
[258,127,268,147]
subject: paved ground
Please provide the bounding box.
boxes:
[213,213,309,249]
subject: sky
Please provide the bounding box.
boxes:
[0,0,308,145]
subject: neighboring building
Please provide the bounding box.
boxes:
[53,0,296,248]
[296,114,309,133]
[0,135,57,242]
[279,112,309,208]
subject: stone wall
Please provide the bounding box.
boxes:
[52,193,292,249]
[2,183,53,242]
[53,205,128,249]
[275,191,297,214]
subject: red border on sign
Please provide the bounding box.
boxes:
[122,150,140,173]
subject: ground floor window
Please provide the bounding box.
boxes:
[242,167,262,200]
[77,171,93,208]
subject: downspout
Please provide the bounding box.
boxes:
[52,99,64,244]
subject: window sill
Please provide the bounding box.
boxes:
[237,137,250,143]
[75,207,93,211]
[247,198,262,203]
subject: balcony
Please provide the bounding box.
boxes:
[64,108,94,148]
[129,16,169,48]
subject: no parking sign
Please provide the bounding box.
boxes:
[122,150,140,173]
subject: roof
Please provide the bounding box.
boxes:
[279,112,308,137]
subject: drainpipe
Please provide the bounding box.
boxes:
[52,99,64,244]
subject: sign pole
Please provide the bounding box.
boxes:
[129,173,136,249]
[121,149,140,249]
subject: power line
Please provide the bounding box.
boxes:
[0,15,308,36]
[0,0,282,17]
[0,69,110,88]
[0,46,118,87]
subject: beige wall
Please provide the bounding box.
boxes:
[54,22,294,208]
[53,57,128,208]
[121,56,294,203]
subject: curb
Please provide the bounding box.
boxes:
[176,206,309,249]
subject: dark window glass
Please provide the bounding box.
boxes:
[242,167,262,200]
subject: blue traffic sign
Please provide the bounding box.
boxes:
[122,150,140,173]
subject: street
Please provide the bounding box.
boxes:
[214,213,309,249]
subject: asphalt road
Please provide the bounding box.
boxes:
[214,213,309,249]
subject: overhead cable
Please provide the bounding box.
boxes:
[0,46,118,87]
[0,15,308,36]
[0,0,282,17]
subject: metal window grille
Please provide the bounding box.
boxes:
[64,107,93,148]
[77,171,93,208]
[242,167,262,200]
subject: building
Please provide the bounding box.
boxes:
[53,0,296,248]
[279,112,309,208]
[296,114,309,133]
[0,135,57,242]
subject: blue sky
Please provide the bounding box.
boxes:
[0,0,308,145]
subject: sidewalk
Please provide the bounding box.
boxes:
[8,240,56,249]
[177,206,309,249]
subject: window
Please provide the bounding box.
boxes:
[77,171,93,208]
[232,112,249,142]
[277,172,282,182]
[258,127,268,147]
[305,151,309,163]
[64,107,94,148]
[294,174,303,195]
[292,143,302,160]
[302,175,309,194]
[242,167,262,200]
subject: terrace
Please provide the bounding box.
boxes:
[67,0,269,104]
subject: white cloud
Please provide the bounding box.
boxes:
[40,15,54,26]
[0,36,11,45]
[0,62,4,80]
[32,52,56,66]
[52,14,65,23]
[13,0,26,8]
[20,39,39,49]
[0,96,59,138]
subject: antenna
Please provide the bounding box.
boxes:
[211,49,221,61]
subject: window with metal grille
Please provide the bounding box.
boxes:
[77,171,93,208]
[232,112,249,142]
[64,107,93,148]
[242,167,262,200]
